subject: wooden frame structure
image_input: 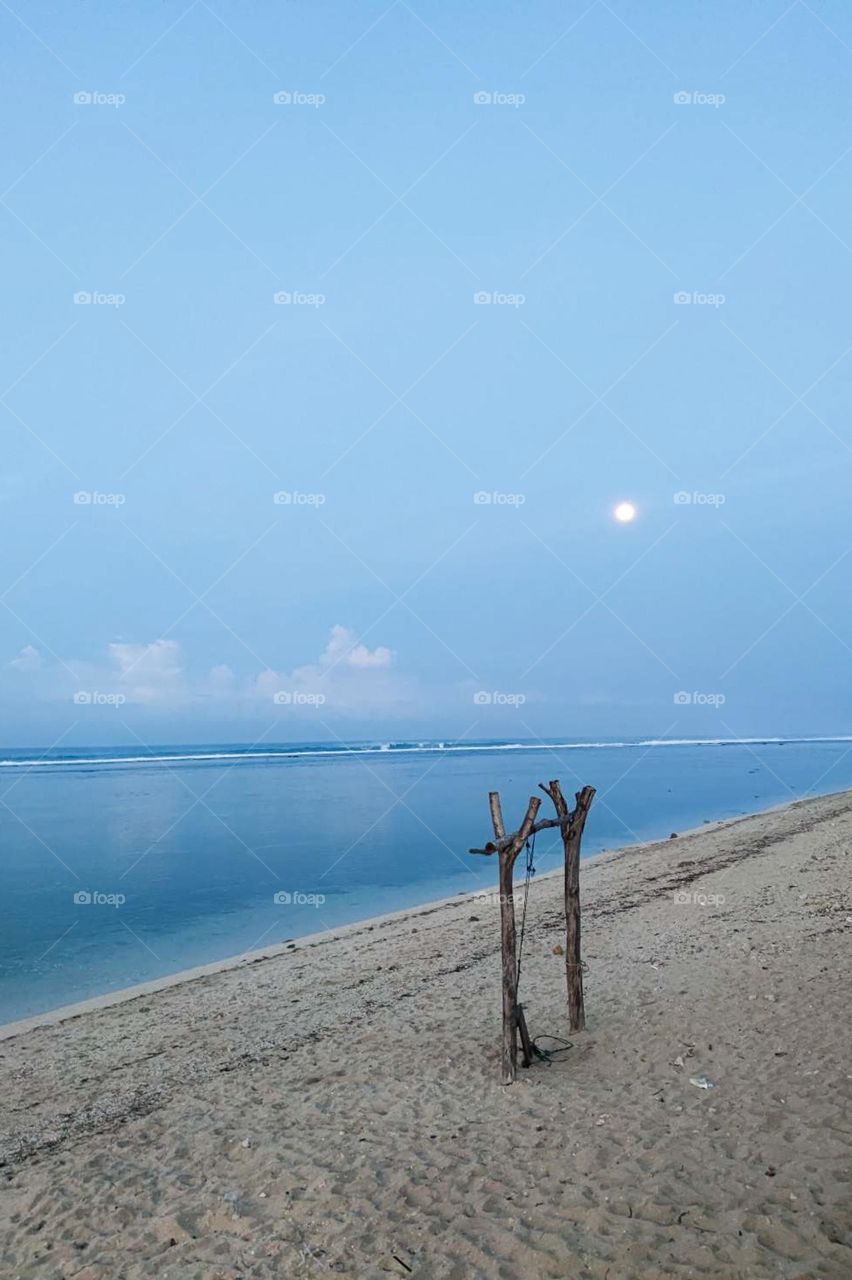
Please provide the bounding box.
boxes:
[471,780,595,1083]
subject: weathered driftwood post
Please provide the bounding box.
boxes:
[469,790,540,1083]
[493,792,540,1085]
[470,779,594,1081]
[539,781,595,1031]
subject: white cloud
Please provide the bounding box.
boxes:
[319,624,393,671]
[107,640,184,705]
[207,663,236,691]
[9,644,42,673]
[3,627,412,718]
[264,625,408,715]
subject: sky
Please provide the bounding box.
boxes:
[2,0,852,747]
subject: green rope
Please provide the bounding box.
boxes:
[515,831,575,1067]
[515,829,536,989]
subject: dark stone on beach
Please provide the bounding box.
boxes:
[669,832,677,839]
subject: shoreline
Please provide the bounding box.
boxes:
[2,785,850,1276]
[0,786,838,1044]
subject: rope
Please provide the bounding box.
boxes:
[515,831,576,1067]
[530,1034,573,1064]
[515,828,536,989]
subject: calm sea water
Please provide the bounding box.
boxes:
[1,736,851,1025]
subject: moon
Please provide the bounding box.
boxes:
[613,501,637,523]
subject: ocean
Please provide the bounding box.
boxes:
[1,735,851,1025]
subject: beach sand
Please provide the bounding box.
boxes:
[1,790,850,1279]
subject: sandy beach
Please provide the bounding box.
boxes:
[1,790,850,1279]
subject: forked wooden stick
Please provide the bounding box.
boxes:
[487,791,540,1084]
[539,781,595,1031]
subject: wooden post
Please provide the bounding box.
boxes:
[540,781,595,1031]
[490,792,540,1084]
[516,1004,534,1068]
[470,782,594,1079]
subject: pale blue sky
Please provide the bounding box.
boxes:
[3,0,852,745]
